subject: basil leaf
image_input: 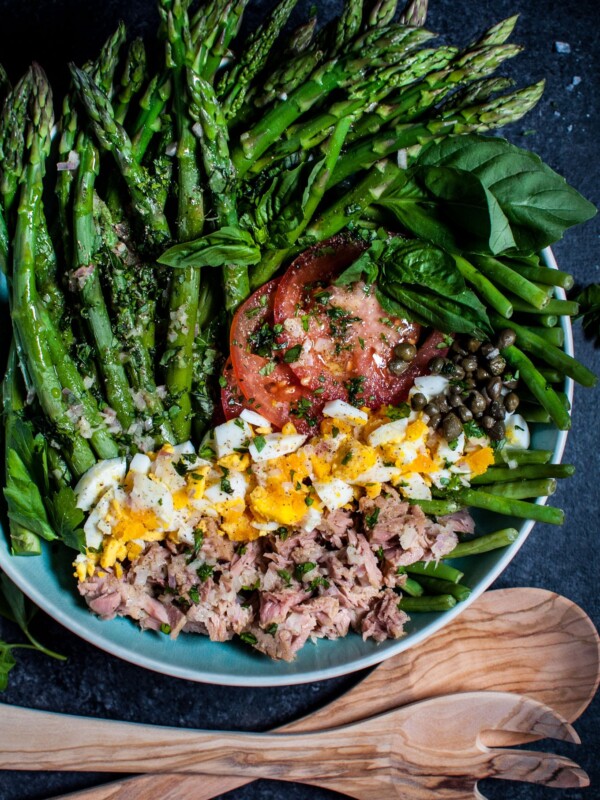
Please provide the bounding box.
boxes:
[3,449,57,544]
[335,238,384,286]
[0,643,17,691]
[158,226,261,269]
[379,238,465,298]
[382,283,492,338]
[419,165,517,255]
[0,573,34,630]
[47,487,86,552]
[416,134,597,253]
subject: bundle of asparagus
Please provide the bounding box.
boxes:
[0,0,595,558]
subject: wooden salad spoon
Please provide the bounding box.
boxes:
[0,690,589,800]
[43,586,600,800]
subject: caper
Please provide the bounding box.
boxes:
[429,357,445,374]
[389,358,409,376]
[461,355,478,373]
[393,342,417,362]
[481,415,495,430]
[424,402,440,418]
[480,342,496,357]
[496,328,517,349]
[411,392,427,411]
[458,406,473,423]
[476,367,490,382]
[504,378,519,390]
[438,396,450,413]
[488,355,507,376]
[429,413,442,430]
[489,400,505,420]
[487,376,503,400]
[469,392,486,415]
[451,364,466,380]
[466,338,482,353]
[504,392,520,413]
[449,392,464,408]
[489,420,506,441]
[451,341,467,356]
[464,377,477,389]
[442,413,463,441]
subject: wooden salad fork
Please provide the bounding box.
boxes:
[44,587,600,800]
[0,691,588,799]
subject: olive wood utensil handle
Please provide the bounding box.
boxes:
[0,691,588,800]
[43,587,600,800]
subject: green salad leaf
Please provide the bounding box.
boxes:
[378,134,597,256]
[158,226,262,269]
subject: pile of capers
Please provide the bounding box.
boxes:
[409,329,521,442]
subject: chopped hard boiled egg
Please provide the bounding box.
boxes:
[504,413,530,450]
[74,457,127,511]
[73,404,499,583]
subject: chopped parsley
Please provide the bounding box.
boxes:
[220,466,233,494]
[365,507,380,529]
[240,632,258,645]
[247,322,285,358]
[341,449,353,466]
[173,459,189,477]
[301,315,310,332]
[332,426,340,438]
[290,397,317,427]
[278,568,292,587]
[196,563,214,582]
[295,562,316,580]
[218,375,228,388]
[258,361,277,376]
[198,443,215,460]
[463,421,485,438]
[386,402,411,420]
[253,435,267,452]
[160,623,171,635]
[276,526,289,540]
[186,527,204,563]
[283,344,303,363]
[309,576,330,591]
[265,623,278,635]
[188,585,200,604]
[346,376,365,406]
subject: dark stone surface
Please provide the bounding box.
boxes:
[0,2,598,799]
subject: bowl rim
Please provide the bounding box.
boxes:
[0,247,574,686]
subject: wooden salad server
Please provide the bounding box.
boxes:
[0,690,589,800]
[44,587,600,800]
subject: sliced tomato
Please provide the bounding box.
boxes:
[273,235,421,407]
[229,280,316,432]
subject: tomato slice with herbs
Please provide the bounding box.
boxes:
[273,235,421,407]
[221,358,246,420]
[229,279,316,431]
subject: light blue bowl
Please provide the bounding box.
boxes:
[0,249,572,686]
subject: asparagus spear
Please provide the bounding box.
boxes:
[69,65,171,248]
[159,0,204,441]
[366,0,400,28]
[399,0,429,26]
[11,72,97,477]
[0,71,31,214]
[218,0,299,119]
[114,38,147,125]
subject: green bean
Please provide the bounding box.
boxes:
[520,406,551,424]
[408,498,463,515]
[522,326,564,348]
[501,345,572,430]
[405,561,464,584]
[398,595,457,612]
[493,448,552,465]
[507,259,574,291]
[446,528,519,557]
[416,575,472,602]
[474,255,550,310]
[508,296,579,316]
[471,463,574,484]
[458,488,564,525]
[401,577,424,597]
[485,478,557,499]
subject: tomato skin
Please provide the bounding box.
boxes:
[229,279,316,431]
[221,358,246,420]
[224,237,449,430]
[273,235,420,407]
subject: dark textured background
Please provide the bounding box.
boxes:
[0,1,599,799]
